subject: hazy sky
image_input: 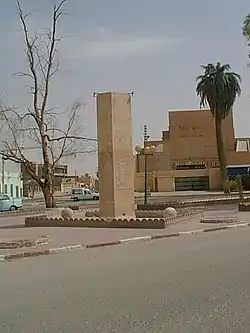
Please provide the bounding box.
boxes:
[1,0,250,175]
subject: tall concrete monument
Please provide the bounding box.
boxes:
[96,92,135,218]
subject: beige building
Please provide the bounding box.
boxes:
[135,108,250,192]
[77,173,97,189]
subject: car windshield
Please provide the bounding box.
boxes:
[0,195,9,200]
[72,189,82,195]
[85,190,91,194]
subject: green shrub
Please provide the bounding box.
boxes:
[226,179,238,192]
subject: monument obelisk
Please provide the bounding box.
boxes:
[96,92,135,218]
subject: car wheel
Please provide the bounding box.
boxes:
[73,197,79,201]
[93,196,99,200]
[10,205,17,211]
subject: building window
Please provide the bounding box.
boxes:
[211,160,220,168]
[236,140,248,152]
[10,184,13,197]
[4,185,7,194]
[16,186,19,198]
[20,188,23,197]
[204,145,212,151]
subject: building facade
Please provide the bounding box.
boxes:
[22,163,98,196]
[22,163,68,197]
[61,173,98,193]
[135,108,250,192]
[0,160,23,197]
[77,173,96,188]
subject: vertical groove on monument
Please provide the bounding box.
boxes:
[97,92,135,218]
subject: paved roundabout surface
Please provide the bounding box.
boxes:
[1,227,250,332]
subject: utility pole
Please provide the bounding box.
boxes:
[1,156,4,194]
[75,170,77,187]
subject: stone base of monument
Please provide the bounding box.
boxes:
[200,209,239,224]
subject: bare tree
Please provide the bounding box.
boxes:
[0,0,96,208]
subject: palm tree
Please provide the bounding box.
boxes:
[243,13,250,49]
[196,62,241,191]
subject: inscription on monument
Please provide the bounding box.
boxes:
[116,160,132,190]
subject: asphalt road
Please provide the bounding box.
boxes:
[23,198,98,208]
[22,191,245,209]
[0,215,25,228]
[1,228,250,332]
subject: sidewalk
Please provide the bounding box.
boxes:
[0,215,202,252]
[1,211,250,261]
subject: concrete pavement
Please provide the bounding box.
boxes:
[0,206,249,260]
[1,228,250,332]
[0,209,249,261]
[0,213,204,258]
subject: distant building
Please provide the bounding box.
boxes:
[22,163,68,197]
[78,173,96,188]
[62,173,98,193]
[0,159,23,197]
[135,108,250,192]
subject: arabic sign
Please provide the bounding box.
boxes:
[177,124,204,137]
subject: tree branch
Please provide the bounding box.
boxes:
[16,1,40,124]
[40,0,67,121]
[45,134,98,142]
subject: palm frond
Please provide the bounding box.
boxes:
[196,62,241,120]
[243,13,250,41]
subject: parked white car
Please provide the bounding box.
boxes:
[71,188,99,201]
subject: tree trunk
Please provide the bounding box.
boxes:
[30,183,35,199]
[41,130,56,208]
[215,116,228,192]
[42,181,56,208]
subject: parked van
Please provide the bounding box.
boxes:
[71,188,99,201]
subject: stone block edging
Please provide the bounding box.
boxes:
[135,208,200,218]
[0,208,46,217]
[0,236,49,249]
[238,203,250,211]
[1,222,249,262]
[25,209,201,229]
[0,203,99,218]
[138,197,250,211]
[200,218,239,224]
[25,216,167,229]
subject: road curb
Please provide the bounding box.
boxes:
[0,245,84,262]
[1,222,249,262]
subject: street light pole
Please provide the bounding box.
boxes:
[144,153,148,204]
[135,134,155,206]
[143,125,150,205]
